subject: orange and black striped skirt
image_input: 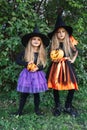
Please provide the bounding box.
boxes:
[48,58,78,90]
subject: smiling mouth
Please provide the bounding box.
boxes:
[60,36,64,38]
[34,43,38,44]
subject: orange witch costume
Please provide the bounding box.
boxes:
[47,11,79,117]
[48,42,78,90]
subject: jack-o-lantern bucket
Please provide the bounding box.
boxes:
[27,63,37,71]
[50,49,64,61]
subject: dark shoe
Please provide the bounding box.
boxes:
[64,106,78,117]
[35,110,44,116]
[12,111,23,116]
[53,104,62,117]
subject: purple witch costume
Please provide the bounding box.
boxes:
[16,25,49,94]
[17,52,48,93]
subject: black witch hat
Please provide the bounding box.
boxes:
[22,25,49,47]
[48,13,73,39]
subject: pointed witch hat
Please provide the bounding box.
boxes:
[22,24,49,47]
[48,12,73,39]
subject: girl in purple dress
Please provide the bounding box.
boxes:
[15,25,49,116]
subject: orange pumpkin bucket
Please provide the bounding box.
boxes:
[27,63,37,71]
[50,49,64,61]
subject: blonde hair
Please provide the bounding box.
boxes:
[24,37,47,67]
[51,29,76,58]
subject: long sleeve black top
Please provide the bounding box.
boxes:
[16,51,43,70]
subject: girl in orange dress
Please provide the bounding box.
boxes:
[47,13,78,117]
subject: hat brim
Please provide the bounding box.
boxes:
[22,33,49,47]
[48,26,73,39]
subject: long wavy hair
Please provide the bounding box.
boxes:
[51,29,76,58]
[24,37,47,67]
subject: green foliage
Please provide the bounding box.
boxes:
[0,0,49,91]
[0,87,87,130]
[0,0,87,92]
[45,0,87,88]
[0,1,87,129]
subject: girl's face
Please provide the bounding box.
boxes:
[56,27,66,40]
[31,36,41,47]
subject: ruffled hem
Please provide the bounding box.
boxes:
[17,68,48,93]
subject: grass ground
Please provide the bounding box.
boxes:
[0,85,87,130]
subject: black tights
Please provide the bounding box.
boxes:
[17,93,40,114]
[53,89,75,108]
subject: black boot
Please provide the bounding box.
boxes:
[64,90,78,117]
[35,109,44,116]
[64,103,78,117]
[53,103,61,116]
[34,93,43,116]
[13,111,22,116]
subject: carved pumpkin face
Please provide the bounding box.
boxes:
[50,49,64,61]
[27,63,37,71]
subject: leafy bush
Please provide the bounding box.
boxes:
[0,0,87,92]
[0,0,49,91]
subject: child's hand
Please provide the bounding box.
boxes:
[30,66,39,72]
[27,62,37,71]
[67,57,74,63]
[28,61,33,64]
[67,57,72,62]
[52,59,59,63]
